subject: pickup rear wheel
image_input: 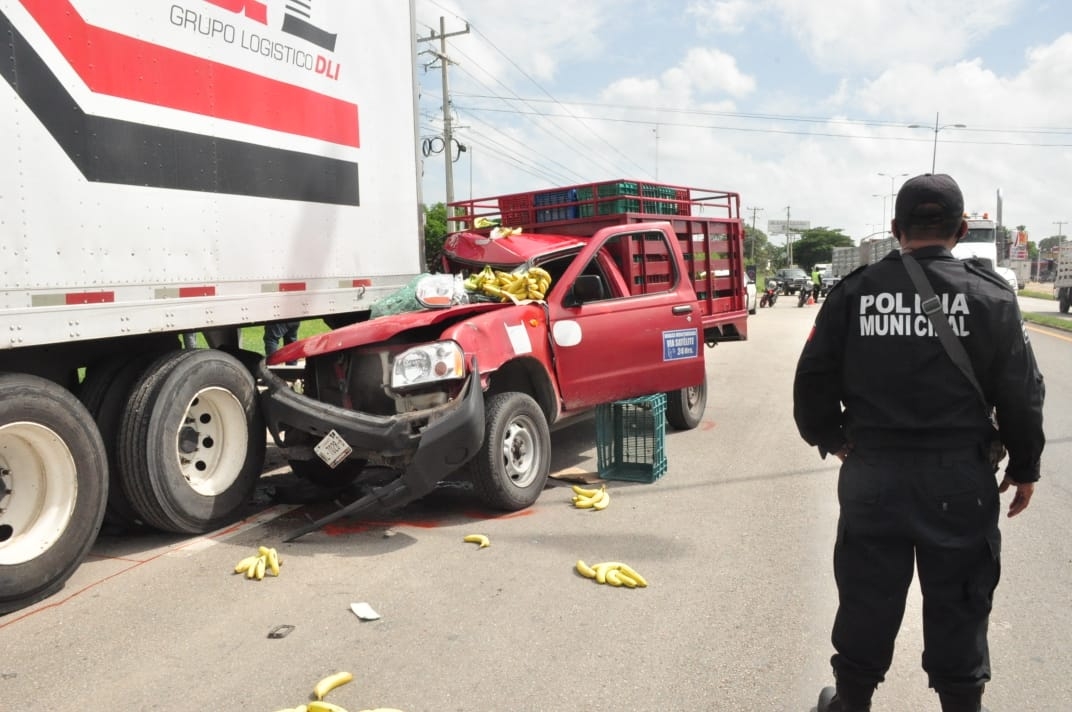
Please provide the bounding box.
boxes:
[117,350,265,534]
[666,379,708,430]
[0,374,108,616]
[470,392,550,511]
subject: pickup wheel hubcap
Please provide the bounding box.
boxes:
[501,416,539,487]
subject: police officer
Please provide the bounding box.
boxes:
[793,173,1045,712]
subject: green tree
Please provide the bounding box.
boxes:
[791,227,853,271]
[768,243,788,270]
[423,202,448,272]
[1039,234,1067,253]
[743,225,770,268]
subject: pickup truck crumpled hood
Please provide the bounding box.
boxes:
[444,230,585,264]
[268,302,509,363]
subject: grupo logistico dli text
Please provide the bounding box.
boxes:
[169,4,341,80]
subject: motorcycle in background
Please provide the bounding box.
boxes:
[798,279,821,307]
[760,279,779,308]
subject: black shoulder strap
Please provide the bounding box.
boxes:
[901,253,989,409]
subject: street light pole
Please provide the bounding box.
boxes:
[872,194,888,236]
[746,206,764,263]
[908,112,966,173]
[878,171,908,232]
[1052,221,1067,280]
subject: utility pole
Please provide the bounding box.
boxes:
[1053,221,1067,279]
[417,17,470,225]
[785,206,793,265]
[746,206,764,263]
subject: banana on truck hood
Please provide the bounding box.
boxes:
[267,301,511,364]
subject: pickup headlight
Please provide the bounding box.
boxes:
[391,341,466,389]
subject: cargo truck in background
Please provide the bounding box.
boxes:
[0,0,424,614]
[831,214,1019,292]
[1055,244,1072,312]
[257,182,748,540]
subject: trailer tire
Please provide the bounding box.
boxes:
[79,355,162,529]
[470,392,550,511]
[1059,290,1069,314]
[666,378,708,430]
[118,350,265,534]
[0,374,108,616]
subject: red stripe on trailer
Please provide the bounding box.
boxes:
[352,278,373,287]
[278,282,307,292]
[20,0,360,148]
[179,286,216,297]
[65,291,114,305]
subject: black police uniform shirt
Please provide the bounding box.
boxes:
[793,245,1044,484]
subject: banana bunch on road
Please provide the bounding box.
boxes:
[273,671,404,712]
[274,704,405,712]
[233,545,282,581]
[575,560,649,588]
[463,265,552,302]
[571,483,610,510]
[463,533,490,548]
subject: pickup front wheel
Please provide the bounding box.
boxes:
[470,392,550,511]
[666,379,708,430]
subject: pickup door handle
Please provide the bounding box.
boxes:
[672,304,693,315]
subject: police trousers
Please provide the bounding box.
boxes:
[831,446,1001,696]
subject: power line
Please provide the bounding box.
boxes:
[457,94,1072,136]
[418,0,651,178]
[451,104,1072,147]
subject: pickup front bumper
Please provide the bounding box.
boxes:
[257,359,485,510]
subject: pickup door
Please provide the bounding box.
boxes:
[546,226,705,411]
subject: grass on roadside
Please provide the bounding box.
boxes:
[187,319,333,355]
[1022,312,1072,332]
[1019,289,1054,301]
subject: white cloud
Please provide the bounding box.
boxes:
[416,0,1071,244]
[774,0,1022,73]
[416,0,621,83]
[687,0,757,34]
[682,47,756,96]
[600,48,755,107]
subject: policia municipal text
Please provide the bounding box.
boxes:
[793,174,1045,712]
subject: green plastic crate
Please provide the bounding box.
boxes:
[595,394,667,483]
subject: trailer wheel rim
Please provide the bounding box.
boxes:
[176,387,248,497]
[500,414,540,488]
[0,422,78,566]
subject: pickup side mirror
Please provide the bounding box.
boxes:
[565,274,605,306]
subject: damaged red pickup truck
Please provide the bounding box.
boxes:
[257,181,748,537]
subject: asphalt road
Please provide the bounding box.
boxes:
[2,296,1069,711]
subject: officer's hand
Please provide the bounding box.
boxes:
[998,477,1034,517]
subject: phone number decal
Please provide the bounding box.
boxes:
[662,328,699,361]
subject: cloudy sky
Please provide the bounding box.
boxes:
[413,0,1071,246]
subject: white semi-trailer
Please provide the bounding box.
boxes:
[0,0,424,614]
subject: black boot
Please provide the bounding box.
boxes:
[816,686,872,712]
[937,687,987,712]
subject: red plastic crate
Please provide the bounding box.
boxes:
[498,194,533,225]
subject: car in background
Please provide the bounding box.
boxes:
[820,273,840,296]
[774,267,810,295]
[996,265,1019,293]
[744,273,757,314]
